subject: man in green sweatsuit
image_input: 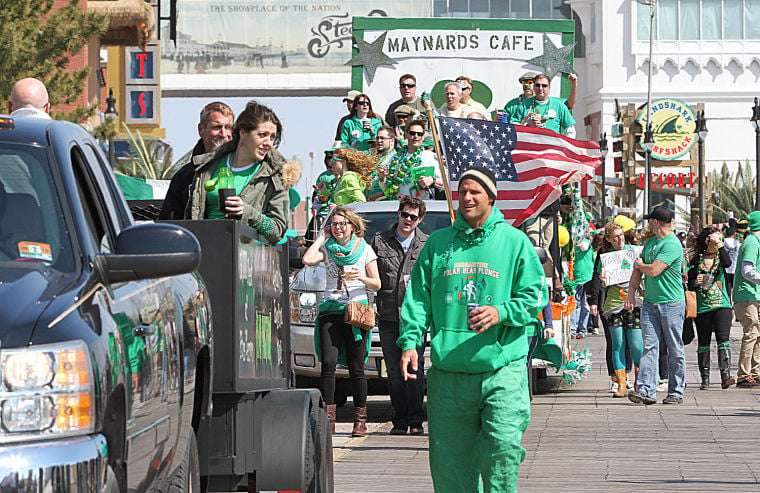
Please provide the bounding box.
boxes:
[399,166,547,492]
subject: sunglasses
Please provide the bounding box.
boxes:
[356,100,370,106]
[461,86,472,90]
[400,83,416,88]
[521,81,534,86]
[534,83,549,88]
[400,211,420,221]
[408,130,424,137]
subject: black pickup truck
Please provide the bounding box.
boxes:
[0,117,332,492]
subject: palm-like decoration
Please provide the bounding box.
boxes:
[709,160,756,223]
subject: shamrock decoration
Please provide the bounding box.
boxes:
[621,259,631,270]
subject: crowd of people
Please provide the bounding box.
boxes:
[17,72,758,492]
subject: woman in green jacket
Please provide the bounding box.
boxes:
[187,101,299,243]
[339,93,383,153]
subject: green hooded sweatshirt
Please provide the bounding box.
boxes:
[398,207,548,373]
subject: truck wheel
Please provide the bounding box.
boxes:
[313,408,334,493]
[168,432,201,493]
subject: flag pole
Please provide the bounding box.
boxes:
[423,97,456,223]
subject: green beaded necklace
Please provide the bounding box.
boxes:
[383,147,423,198]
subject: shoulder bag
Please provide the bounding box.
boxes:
[340,267,375,331]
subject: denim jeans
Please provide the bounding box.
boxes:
[638,301,686,398]
[378,320,425,428]
[570,284,590,336]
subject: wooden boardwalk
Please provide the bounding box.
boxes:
[333,323,760,492]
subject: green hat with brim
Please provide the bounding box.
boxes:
[747,211,760,231]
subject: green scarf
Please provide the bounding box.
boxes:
[325,234,365,266]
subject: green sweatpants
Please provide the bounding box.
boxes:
[427,361,531,493]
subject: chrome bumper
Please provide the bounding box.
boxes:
[0,434,107,492]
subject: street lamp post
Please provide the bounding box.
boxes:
[695,109,708,228]
[599,132,608,224]
[752,98,760,210]
[104,88,118,166]
[642,123,655,212]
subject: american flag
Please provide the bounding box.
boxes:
[438,116,601,226]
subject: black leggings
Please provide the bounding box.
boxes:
[695,307,733,347]
[319,313,369,407]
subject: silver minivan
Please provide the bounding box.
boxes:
[289,200,453,404]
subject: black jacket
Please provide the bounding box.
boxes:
[369,225,428,322]
[686,247,731,291]
[159,139,206,220]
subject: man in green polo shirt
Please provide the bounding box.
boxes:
[625,206,686,405]
[732,211,760,387]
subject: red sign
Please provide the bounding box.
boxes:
[633,172,697,190]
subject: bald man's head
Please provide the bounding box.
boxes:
[8,78,50,114]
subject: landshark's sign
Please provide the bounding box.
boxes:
[637,98,697,161]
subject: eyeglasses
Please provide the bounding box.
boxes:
[400,211,420,221]
[400,83,416,89]
[330,221,349,228]
[408,130,424,137]
[534,83,549,88]
[376,136,394,141]
[356,101,370,106]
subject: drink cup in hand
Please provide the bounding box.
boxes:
[218,188,236,214]
[362,119,371,130]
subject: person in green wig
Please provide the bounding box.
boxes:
[399,166,547,492]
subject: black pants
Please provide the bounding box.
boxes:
[319,313,369,407]
[695,307,733,346]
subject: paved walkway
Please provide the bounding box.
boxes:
[333,324,760,491]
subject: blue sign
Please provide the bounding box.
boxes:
[129,51,154,80]
[129,90,154,120]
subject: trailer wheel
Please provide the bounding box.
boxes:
[313,408,334,493]
[168,432,200,493]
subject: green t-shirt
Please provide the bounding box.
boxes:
[689,255,732,313]
[641,233,685,303]
[510,97,575,135]
[733,233,760,302]
[205,159,261,219]
[574,239,594,285]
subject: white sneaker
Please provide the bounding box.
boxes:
[590,327,600,335]
[609,379,618,393]
[656,380,668,392]
[626,378,634,390]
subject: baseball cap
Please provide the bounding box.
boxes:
[643,206,674,223]
[393,104,415,116]
[747,211,760,231]
[518,71,538,82]
[343,90,360,102]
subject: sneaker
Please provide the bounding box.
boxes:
[577,333,587,339]
[656,379,668,392]
[590,327,600,335]
[736,376,760,388]
[628,390,657,405]
[626,378,634,390]
[389,425,407,435]
[662,394,683,404]
[609,378,618,393]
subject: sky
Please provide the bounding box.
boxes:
[161,96,346,201]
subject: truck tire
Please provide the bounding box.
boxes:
[313,409,334,493]
[168,432,201,493]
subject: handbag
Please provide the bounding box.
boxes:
[684,290,697,319]
[340,268,375,331]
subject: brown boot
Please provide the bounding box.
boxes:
[326,404,336,435]
[613,369,628,398]
[634,366,639,392]
[351,406,367,437]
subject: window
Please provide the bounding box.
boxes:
[637,0,760,40]
[434,0,570,19]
